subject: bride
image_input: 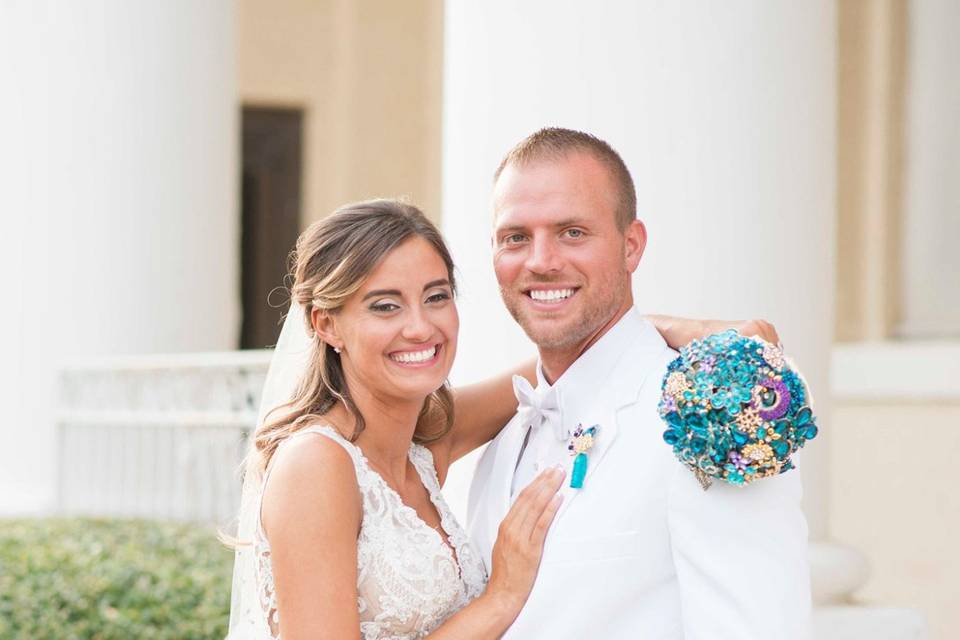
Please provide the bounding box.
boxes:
[227,199,779,639]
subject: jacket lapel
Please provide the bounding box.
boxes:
[480,415,530,549]
[551,318,668,524]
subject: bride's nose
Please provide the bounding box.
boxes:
[401,306,434,342]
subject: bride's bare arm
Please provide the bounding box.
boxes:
[442,358,536,466]
[644,315,781,349]
[437,316,781,471]
[261,435,363,640]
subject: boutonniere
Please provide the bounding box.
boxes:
[567,424,599,489]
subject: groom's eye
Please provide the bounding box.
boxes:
[564,228,585,239]
[503,233,526,245]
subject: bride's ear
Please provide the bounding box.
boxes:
[310,307,344,353]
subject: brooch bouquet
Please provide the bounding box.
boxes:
[658,330,818,489]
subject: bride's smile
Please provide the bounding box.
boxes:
[388,344,443,367]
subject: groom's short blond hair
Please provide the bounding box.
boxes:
[493,127,637,231]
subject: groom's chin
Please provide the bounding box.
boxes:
[518,316,582,351]
[503,292,587,349]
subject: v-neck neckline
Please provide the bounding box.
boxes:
[350,439,464,579]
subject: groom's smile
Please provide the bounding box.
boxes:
[524,286,579,308]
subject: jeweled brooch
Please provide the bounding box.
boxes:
[658,330,819,490]
[567,424,599,489]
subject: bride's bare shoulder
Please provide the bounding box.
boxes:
[261,427,361,538]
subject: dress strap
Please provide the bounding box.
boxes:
[408,443,443,495]
[262,425,364,483]
[291,425,365,465]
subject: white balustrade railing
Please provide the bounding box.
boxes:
[56,350,272,523]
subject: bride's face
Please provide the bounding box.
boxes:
[331,236,458,404]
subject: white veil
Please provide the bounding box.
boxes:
[226,302,313,639]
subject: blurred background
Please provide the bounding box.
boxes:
[1,1,956,638]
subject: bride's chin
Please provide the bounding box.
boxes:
[390,377,450,401]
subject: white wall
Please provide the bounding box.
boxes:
[441,0,835,537]
[0,1,238,514]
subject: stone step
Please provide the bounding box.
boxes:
[813,605,930,640]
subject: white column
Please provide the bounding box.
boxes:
[900,0,960,337]
[0,0,238,514]
[442,0,851,597]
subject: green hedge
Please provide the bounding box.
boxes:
[0,518,233,640]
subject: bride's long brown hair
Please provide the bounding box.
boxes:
[246,199,456,478]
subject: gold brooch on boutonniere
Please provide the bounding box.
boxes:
[567,424,599,489]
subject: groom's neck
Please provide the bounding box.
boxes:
[539,303,631,385]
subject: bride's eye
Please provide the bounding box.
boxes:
[370,300,400,313]
[425,291,451,304]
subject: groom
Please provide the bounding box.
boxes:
[467,128,811,638]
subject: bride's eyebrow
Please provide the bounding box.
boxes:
[361,279,451,301]
[423,279,451,290]
[362,289,401,301]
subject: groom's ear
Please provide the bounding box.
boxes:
[310,308,343,352]
[623,219,647,273]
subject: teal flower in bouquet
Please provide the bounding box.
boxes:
[658,330,818,489]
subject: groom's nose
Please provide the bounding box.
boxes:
[524,235,563,274]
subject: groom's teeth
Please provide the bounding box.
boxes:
[529,288,574,302]
[391,346,437,364]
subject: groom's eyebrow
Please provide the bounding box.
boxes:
[552,217,587,228]
[495,224,526,235]
[496,217,587,233]
[361,279,451,301]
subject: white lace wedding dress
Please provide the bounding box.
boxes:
[253,425,488,639]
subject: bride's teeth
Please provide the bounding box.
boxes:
[392,346,437,364]
[530,288,574,302]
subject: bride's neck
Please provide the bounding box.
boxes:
[327,386,423,481]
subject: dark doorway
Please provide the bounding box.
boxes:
[240,107,303,349]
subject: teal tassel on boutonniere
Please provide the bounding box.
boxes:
[568,424,599,489]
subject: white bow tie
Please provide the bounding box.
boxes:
[512,375,567,441]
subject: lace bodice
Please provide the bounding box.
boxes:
[254,426,488,639]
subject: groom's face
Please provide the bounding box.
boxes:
[492,151,642,350]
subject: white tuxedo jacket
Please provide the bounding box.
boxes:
[468,309,811,639]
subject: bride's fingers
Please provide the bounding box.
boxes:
[502,467,561,536]
[518,467,565,538]
[498,471,547,534]
[736,319,781,346]
[529,491,563,547]
[754,320,780,345]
